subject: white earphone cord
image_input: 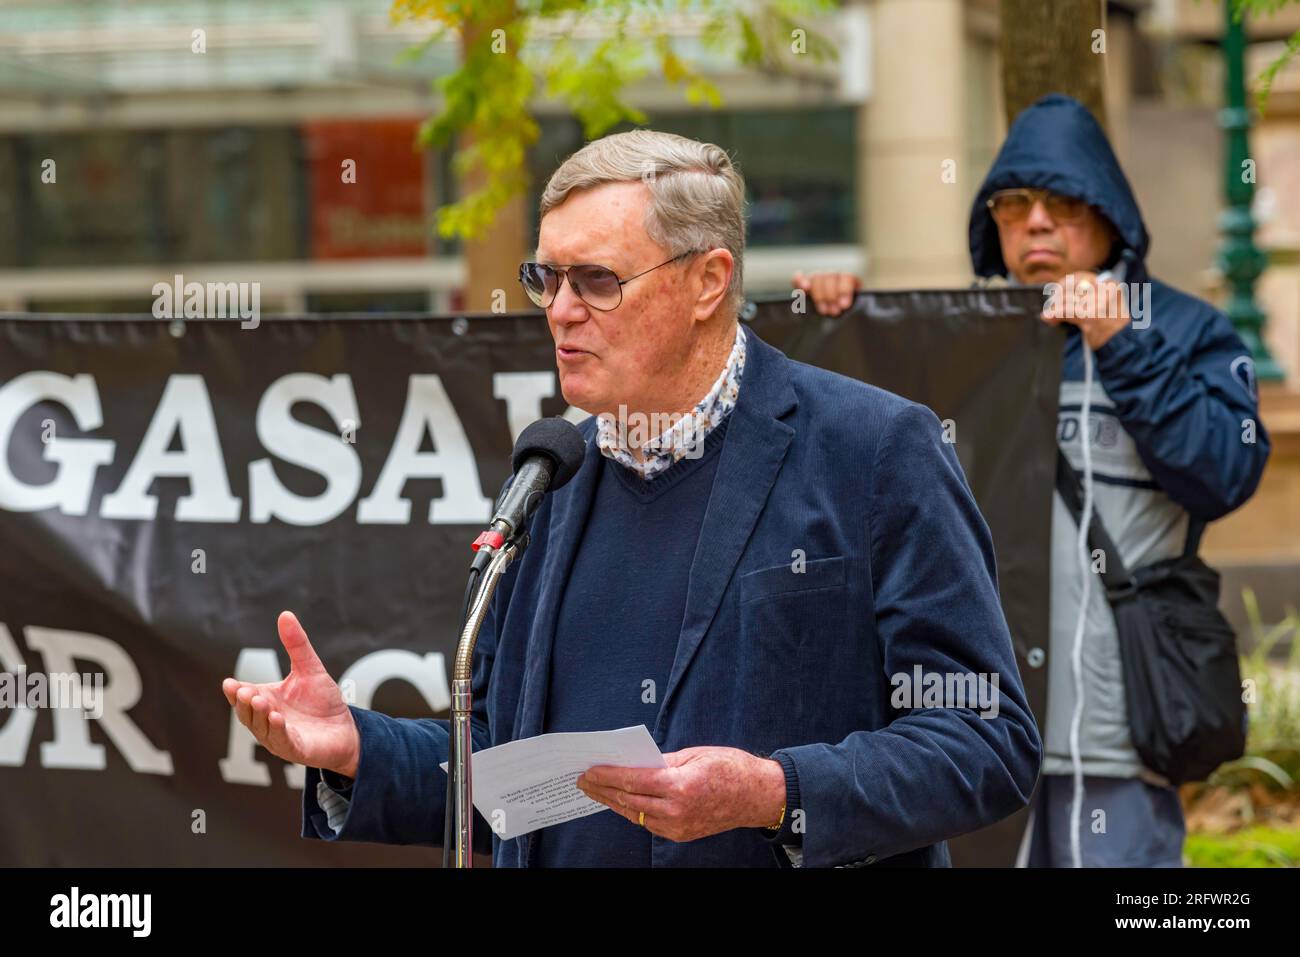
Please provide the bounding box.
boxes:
[1068,333,1094,869]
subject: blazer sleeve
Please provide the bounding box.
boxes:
[771,401,1042,867]
[1092,304,1270,520]
[301,579,505,857]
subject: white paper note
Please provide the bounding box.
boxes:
[439,724,667,841]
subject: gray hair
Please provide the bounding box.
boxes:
[539,130,746,316]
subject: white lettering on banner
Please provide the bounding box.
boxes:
[0,624,172,773]
[0,370,587,525]
[99,375,242,522]
[2,621,448,788]
[493,371,554,444]
[357,374,492,524]
[0,372,115,514]
[248,373,362,526]
[491,372,589,441]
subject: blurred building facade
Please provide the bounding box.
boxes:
[0,0,1296,616]
[0,0,864,313]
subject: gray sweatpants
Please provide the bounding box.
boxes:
[1024,774,1186,867]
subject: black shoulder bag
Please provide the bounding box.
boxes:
[1055,450,1248,784]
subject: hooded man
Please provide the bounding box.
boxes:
[794,93,1270,866]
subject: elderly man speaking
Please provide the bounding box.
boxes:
[222,130,1041,868]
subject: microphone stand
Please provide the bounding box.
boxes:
[441,439,563,867]
[444,535,523,868]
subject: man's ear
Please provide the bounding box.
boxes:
[693,248,734,322]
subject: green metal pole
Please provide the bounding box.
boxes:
[1217,0,1283,380]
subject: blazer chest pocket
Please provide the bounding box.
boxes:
[737,556,848,726]
[740,555,846,604]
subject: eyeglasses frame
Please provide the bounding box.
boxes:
[518,250,703,312]
[985,187,1090,225]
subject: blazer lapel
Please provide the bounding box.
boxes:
[513,329,799,746]
[653,330,798,737]
[513,418,602,741]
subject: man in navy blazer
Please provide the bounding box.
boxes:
[223,130,1041,867]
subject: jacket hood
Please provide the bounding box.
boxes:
[968,94,1150,279]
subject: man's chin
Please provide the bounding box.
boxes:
[557,377,604,417]
[1017,262,1066,284]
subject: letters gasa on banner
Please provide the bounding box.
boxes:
[0,368,578,526]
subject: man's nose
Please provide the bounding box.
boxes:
[548,272,589,325]
[1025,199,1056,232]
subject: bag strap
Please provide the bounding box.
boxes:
[1054,448,1139,601]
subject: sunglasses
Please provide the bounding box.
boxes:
[518,251,700,312]
[986,188,1089,225]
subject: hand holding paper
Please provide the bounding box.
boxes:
[440,724,665,841]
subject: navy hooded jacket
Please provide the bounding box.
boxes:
[969,94,1271,781]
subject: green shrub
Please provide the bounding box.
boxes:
[1185,827,1300,868]
[1210,589,1300,790]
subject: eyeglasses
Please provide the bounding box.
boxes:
[986,188,1089,225]
[518,251,700,312]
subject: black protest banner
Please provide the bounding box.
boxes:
[0,288,1058,866]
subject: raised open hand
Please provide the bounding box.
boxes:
[221,611,361,779]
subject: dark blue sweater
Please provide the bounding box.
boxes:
[534,418,729,867]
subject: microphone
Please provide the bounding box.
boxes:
[470,417,586,570]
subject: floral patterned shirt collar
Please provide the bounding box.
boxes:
[595,323,747,480]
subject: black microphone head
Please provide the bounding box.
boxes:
[512,417,586,490]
